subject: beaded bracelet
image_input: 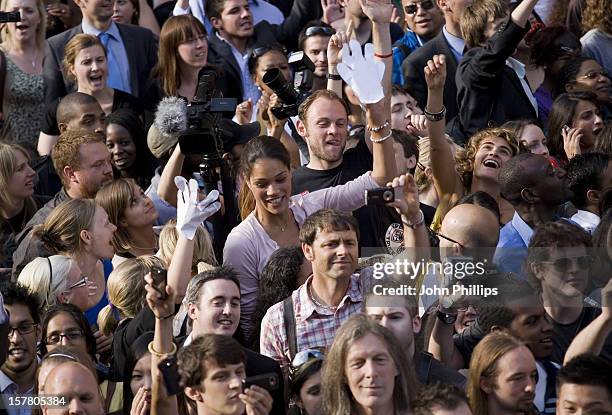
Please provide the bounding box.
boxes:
[369,129,392,143]
[367,120,390,132]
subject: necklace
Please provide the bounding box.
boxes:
[308,282,337,311]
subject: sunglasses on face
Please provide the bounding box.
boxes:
[404,0,435,15]
[540,255,592,273]
[8,322,38,337]
[431,229,464,247]
[46,329,84,345]
[305,26,335,38]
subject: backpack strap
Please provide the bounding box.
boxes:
[283,296,297,362]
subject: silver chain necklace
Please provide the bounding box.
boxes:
[308,283,337,311]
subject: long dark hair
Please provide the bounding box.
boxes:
[40,304,97,358]
[547,91,600,160]
[122,332,153,414]
[238,136,292,219]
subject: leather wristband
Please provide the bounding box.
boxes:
[327,73,342,80]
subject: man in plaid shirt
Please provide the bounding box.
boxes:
[259,209,370,371]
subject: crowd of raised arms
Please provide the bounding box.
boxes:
[0,0,611,413]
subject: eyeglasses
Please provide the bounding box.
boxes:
[291,349,325,368]
[456,303,481,312]
[67,276,89,290]
[575,70,610,81]
[540,255,593,273]
[182,33,207,45]
[8,323,38,337]
[404,0,435,15]
[304,26,335,38]
[249,44,287,60]
[431,229,464,247]
[46,329,84,345]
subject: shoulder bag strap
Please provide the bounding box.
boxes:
[0,49,6,117]
[283,296,297,362]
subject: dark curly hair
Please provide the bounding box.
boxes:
[0,280,41,324]
[247,246,305,350]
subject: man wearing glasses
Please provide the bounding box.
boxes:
[0,281,41,415]
[401,0,472,120]
[391,0,444,85]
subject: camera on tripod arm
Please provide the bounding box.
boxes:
[262,51,315,119]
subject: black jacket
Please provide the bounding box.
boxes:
[401,30,460,124]
[43,22,158,107]
[451,19,537,144]
[207,0,318,102]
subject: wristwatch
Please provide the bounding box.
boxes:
[436,309,458,325]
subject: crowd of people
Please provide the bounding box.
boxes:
[0,0,611,413]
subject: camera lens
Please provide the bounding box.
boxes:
[383,190,394,202]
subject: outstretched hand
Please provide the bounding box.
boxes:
[386,174,421,222]
[359,0,393,24]
[337,40,385,104]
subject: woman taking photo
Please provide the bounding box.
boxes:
[322,313,418,415]
[547,91,604,163]
[38,33,144,155]
[95,178,159,267]
[0,143,41,276]
[0,0,45,157]
[105,109,156,190]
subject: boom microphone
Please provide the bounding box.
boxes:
[154,96,188,137]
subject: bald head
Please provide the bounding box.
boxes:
[441,204,500,248]
[43,361,104,415]
[56,93,105,135]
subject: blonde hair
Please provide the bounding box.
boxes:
[158,219,218,274]
[582,0,612,34]
[17,255,73,312]
[32,199,98,255]
[455,127,519,190]
[94,178,139,253]
[97,255,165,336]
[52,129,105,189]
[460,0,508,48]
[0,0,46,50]
[467,332,527,415]
[0,142,36,218]
[62,34,106,83]
[322,313,419,415]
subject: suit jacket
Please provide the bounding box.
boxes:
[452,19,537,144]
[207,0,318,102]
[401,31,459,123]
[43,22,158,106]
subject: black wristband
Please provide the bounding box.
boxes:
[327,73,342,81]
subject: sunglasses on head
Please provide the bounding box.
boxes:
[540,255,592,273]
[250,44,287,60]
[404,0,435,15]
[304,26,335,38]
[291,349,324,369]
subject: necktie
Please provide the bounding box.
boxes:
[98,32,126,92]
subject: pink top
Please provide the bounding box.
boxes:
[223,171,378,338]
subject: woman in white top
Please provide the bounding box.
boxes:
[224,135,380,339]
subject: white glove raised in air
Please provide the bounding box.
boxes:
[337,40,385,104]
[175,176,221,240]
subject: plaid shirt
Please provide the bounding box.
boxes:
[260,274,364,370]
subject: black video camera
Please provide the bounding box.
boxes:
[262,51,315,119]
[0,11,20,23]
[178,67,237,156]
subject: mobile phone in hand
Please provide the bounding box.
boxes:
[150,267,167,300]
[243,373,280,392]
[158,356,180,395]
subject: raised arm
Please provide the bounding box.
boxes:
[158,144,184,207]
[425,55,460,199]
[511,0,539,28]
[137,0,161,36]
[563,279,612,364]
[145,276,179,415]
